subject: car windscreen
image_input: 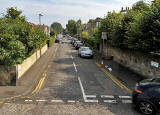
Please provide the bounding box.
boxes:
[81,48,90,51]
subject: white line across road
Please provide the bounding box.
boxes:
[36,100,47,102]
[51,100,63,103]
[121,100,132,104]
[119,96,132,99]
[101,95,114,98]
[85,95,96,98]
[73,62,77,72]
[68,100,76,103]
[25,100,33,102]
[104,100,117,103]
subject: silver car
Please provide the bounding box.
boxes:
[78,47,93,58]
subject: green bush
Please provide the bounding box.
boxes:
[0,7,50,66]
[48,37,55,47]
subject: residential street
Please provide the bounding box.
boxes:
[0,38,142,115]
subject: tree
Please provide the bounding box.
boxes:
[132,0,150,11]
[76,19,82,37]
[66,20,77,36]
[5,7,22,19]
[51,22,63,34]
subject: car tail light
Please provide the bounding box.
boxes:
[134,83,142,93]
[134,89,142,93]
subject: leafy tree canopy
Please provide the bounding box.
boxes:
[51,22,63,34]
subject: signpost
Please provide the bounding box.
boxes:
[101,32,107,67]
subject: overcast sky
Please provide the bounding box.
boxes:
[0,0,152,28]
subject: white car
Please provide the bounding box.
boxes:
[78,47,93,58]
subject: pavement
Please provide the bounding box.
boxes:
[94,51,145,91]
[0,37,148,115]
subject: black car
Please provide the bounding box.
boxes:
[55,38,60,43]
[132,78,160,115]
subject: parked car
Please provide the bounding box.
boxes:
[78,47,93,58]
[75,42,84,50]
[55,38,61,43]
[72,38,78,45]
[74,41,81,47]
[71,38,78,44]
[132,78,160,115]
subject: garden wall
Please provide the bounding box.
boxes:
[103,45,160,78]
[17,45,48,79]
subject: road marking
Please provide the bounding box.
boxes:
[119,96,132,99]
[78,77,87,102]
[43,73,47,77]
[121,100,132,104]
[95,62,131,92]
[101,95,114,98]
[32,76,46,94]
[71,55,73,60]
[32,78,43,94]
[85,95,96,98]
[104,100,117,103]
[36,100,47,102]
[68,100,75,103]
[25,100,33,102]
[51,100,63,103]
[85,100,98,103]
[73,62,77,72]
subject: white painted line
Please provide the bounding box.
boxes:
[119,96,132,99]
[51,100,63,103]
[71,55,73,60]
[73,62,77,72]
[85,100,98,103]
[85,95,96,98]
[78,77,87,102]
[104,100,117,103]
[25,100,32,102]
[101,95,114,98]
[121,100,132,104]
[68,100,75,103]
[36,100,47,102]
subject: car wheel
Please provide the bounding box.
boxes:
[138,101,156,115]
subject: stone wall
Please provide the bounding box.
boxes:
[17,45,48,79]
[103,45,160,78]
[0,66,16,86]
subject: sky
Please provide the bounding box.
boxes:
[0,0,152,28]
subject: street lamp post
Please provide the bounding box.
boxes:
[39,13,43,25]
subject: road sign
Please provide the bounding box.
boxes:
[102,32,107,40]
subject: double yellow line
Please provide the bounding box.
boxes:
[32,73,47,94]
[95,62,131,92]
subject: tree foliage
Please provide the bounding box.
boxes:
[51,22,63,34]
[0,7,49,66]
[97,0,160,55]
